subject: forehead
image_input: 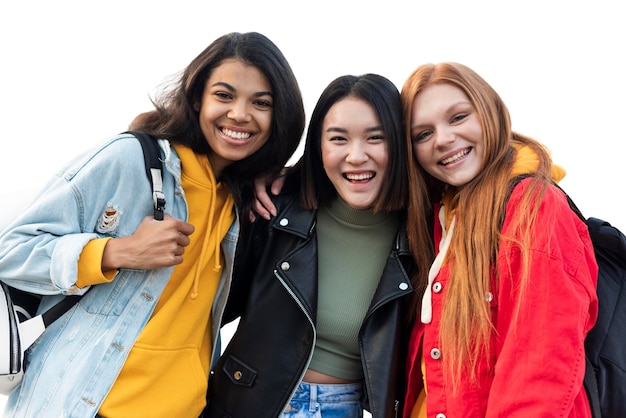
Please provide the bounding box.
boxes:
[323,97,379,127]
[207,58,271,91]
[415,83,468,107]
[412,83,470,120]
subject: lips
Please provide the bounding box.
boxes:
[221,127,252,140]
[440,147,470,165]
[344,172,375,181]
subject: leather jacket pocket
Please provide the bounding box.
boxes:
[223,355,257,387]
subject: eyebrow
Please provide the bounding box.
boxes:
[325,125,383,134]
[411,101,471,131]
[211,81,273,97]
[410,121,428,132]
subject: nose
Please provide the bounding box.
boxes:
[227,100,252,122]
[345,141,368,165]
[433,127,455,149]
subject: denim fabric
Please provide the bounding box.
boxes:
[281,381,364,418]
[0,134,239,417]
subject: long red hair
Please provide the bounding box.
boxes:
[401,62,554,386]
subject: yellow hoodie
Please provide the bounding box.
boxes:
[81,144,235,417]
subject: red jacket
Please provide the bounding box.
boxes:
[404,179,599,418]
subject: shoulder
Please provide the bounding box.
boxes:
[263,170,304,215]
[266,192,316,239]
[62,134,173,182]
[506,177,573,223]
[505,178,593,263]
[60,134,142,179]
[272,191,300,213]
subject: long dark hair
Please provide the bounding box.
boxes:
[299,73,407,212]
[130,32,305,219]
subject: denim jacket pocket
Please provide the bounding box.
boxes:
[80,270,148,315]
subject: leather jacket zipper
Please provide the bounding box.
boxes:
[273,269,316,413]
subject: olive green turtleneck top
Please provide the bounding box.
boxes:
[310,197,399,380]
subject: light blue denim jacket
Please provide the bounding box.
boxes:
[0,133,239,417]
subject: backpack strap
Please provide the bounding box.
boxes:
[129,131,166,221]
[584,355,602,418]
[18,132,165,328]
[2,131,168,394]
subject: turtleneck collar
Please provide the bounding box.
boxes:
[324,197,395,227]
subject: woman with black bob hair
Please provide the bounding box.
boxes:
[208,73,415,418]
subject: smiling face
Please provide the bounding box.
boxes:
[197,58,273,177]
[410,83,484,188]
[321,97,388,210]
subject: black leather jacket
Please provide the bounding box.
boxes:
[206,192,415,418]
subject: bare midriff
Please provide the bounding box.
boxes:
[302,369,360,384]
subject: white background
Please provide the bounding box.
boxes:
[1,0,624,414]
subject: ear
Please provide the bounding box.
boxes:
[193,102,201,112]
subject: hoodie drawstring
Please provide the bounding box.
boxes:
[421,205,455,324]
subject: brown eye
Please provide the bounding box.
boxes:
[215,92,233,100]
[254,100,272,108]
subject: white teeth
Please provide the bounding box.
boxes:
[222,128,251,140]
[345,173,374,181]
[441,148,469,165]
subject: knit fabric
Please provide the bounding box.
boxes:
[310,198,399,380]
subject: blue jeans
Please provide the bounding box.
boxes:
[281,381,364,417]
